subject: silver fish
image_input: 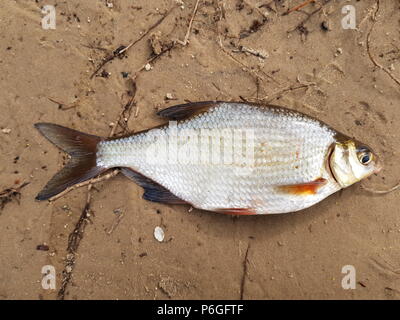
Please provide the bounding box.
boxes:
[35,101,381,214]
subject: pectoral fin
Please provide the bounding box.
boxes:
[276,178,327,195]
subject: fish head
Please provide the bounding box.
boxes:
[329,137,381,188]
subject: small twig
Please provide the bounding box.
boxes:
[57,188,93,300]
[89,45,126,79]
[284,0,316,16]
[287,0,332,34]
[357,3,378,30]
[215,2,278,86]
[90,6,176,79]
[259,1,277,14]
[109,82,137,137]
[0,182,29,211]
[49,170,120,202]
[218,35,278,85]
[175,0,200,46]
[109,97,135,137]
[361,182,400,194]
[134,43,176,75]
[240,243,250,300]
[106,213,125,235]
[261,83,316,103]
[366,0,400,87]
[232,45,268,59]
[243,0,270,18]
[47,97,77,111]
[82,43,108,52]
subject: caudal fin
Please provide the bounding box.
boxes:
[34,123,106,200]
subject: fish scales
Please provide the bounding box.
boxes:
[35,101,380,214]
[96,103,340,214]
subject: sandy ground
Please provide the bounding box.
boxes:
[0,0,399,300]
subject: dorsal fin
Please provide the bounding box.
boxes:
[156,101,222,120]
[120,168,187,204]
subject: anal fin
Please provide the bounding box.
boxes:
[121,168,187,204]
[215,208,257,215]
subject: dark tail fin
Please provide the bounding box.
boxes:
[34,123,106,200]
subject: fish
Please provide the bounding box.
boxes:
[34,101,381,214]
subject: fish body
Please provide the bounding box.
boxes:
[35,101,380,215]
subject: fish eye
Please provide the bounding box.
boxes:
[358,149,372,165]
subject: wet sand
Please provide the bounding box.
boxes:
[0,0,399,299]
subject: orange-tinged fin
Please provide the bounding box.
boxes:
[215,208,257,215]
[157,101,222,120]
[277,178,327,195]
[34,123,106,200]
[121,168,187,204]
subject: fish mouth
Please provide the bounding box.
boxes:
[373,161,383,174]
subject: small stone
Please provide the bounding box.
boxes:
[100,70,110,78]
[154,226,165,242]
[113,208,123,215]
[321,20,331,31]
[165,93,174,100]
[2,128,11,134]
[335,48,343,57]
[389,64,395,71]
[61,205,71,212]
[106,2,113,8]
[36,244,49,251]
[145,63,152,71]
